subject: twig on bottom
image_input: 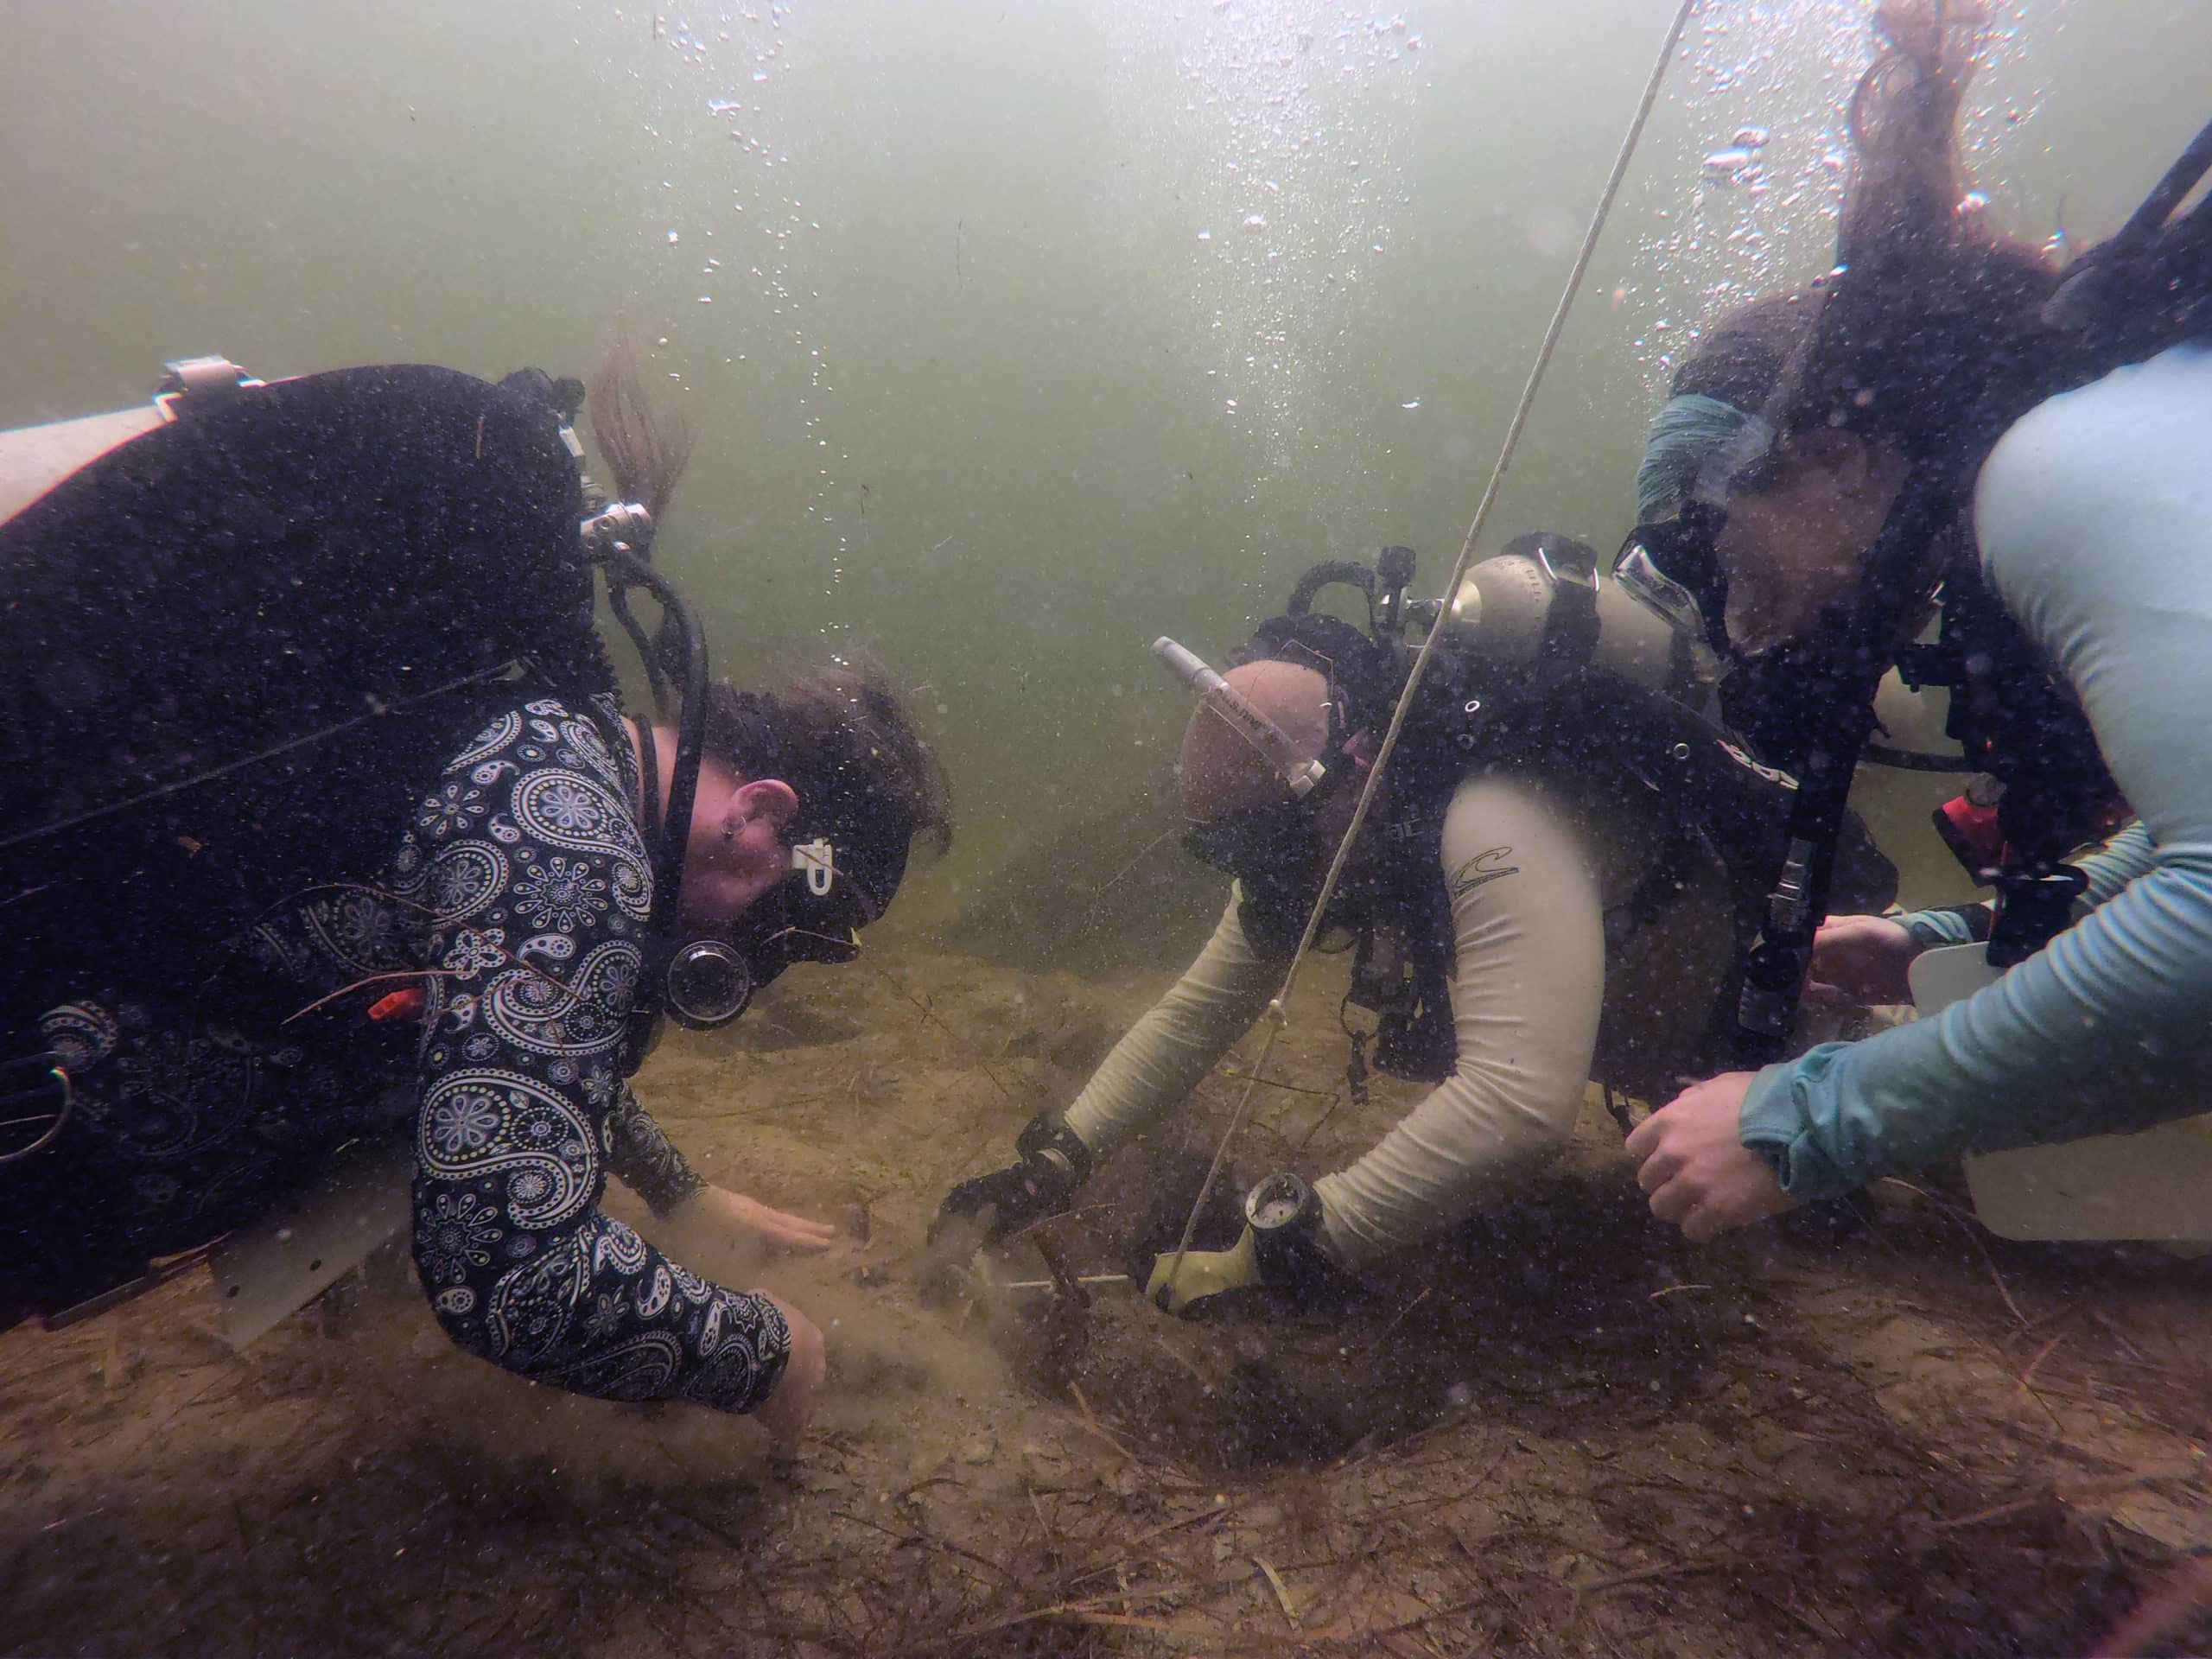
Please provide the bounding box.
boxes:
[1064,1382,1137,1464]
[1572,1555,1740,1602]
[872,968,1018,1105]
[1356,1288,1431,1359]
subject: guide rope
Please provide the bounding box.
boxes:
[1156,0,1702,1299]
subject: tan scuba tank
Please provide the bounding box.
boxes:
[0,358,263,527]
[1429,540,1695,698]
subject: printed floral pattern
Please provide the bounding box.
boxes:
[16,690,782,1419]
[512,855,609,933]
[401,696,784,1414]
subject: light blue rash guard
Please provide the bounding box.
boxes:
[1740,342,2212,1198]
[1897,819,2155,948]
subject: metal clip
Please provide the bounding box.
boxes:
[580,500,655,557]
[153,356,263,422]
[791,837,836,896]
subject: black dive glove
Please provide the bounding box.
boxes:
[930,1114,1092,1243]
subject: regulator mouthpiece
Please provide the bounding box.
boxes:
[1152,637,1325,798]
[663,938,755,1030]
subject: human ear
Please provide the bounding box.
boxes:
[733,778,798,832]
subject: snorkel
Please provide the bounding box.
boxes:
[1152,637,1330,799]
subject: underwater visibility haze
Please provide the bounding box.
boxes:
[6,0,2205,938]
[3,3,2212,1656]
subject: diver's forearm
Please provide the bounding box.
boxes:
[1060,897,1278,1157]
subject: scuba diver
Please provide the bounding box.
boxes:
[1617,0,2212,1241]
[0,347,949,1450]
[931,537,1895,1312]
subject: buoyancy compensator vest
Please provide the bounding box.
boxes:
[0,361,613,1027]
[1892,117,2212,964]
[1228,536,1897,1087]
[0,358,733,1179]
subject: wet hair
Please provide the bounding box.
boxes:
[701,663,953,861]
[1670,295,1811,414]
[585,337,952,886]
[588,328,695,523]
[1675,1,2075,478]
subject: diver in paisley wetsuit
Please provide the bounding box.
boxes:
[0,350,949,1452]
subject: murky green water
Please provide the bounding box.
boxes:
[3,0,2205,938]
[7,10,2212,1656]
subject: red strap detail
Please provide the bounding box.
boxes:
[1933,794,2006,875]
[367,988,427,1023]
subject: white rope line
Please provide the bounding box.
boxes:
[1154,0,1701,1303]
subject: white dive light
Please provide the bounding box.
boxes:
[1152,637,1326,798]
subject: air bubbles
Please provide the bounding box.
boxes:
[1700,147,1760,184]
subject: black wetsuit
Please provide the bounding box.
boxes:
[7,692,790,1414]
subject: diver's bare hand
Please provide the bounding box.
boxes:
[685,1184,840,1254]
[1626,1072,1800,1243]
[752,1294,827,1456]
[1805,913,1920,1008]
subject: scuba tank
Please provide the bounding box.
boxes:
[1193,535,1892,1087]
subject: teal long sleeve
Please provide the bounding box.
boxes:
[1896,819,2156,948]
[1743,344,2212,1198]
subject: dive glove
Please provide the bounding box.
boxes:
[1142,1173,1345,1316]
[930,1113,1090,1243]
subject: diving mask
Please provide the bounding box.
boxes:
[1615,502,1732,660]
[658,835,853,1033]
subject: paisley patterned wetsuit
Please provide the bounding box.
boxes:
[24,692,789,1414]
